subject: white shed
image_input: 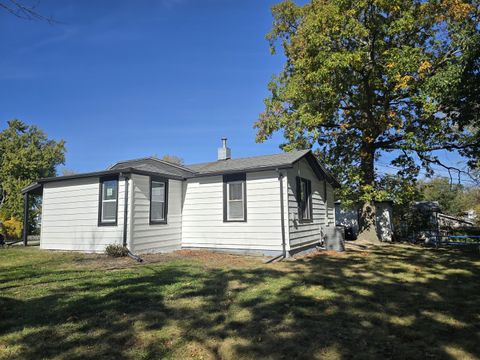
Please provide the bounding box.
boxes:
[335,200,394,242]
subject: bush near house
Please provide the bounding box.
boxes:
[0,217,22,240]
[105,244,129,257]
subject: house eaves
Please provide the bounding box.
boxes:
[21,167,185,194]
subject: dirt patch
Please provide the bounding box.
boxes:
[70,246,376,271]
[292,245,372,261]
[173,249,264,268]
[71,249,264,270]
[71,253,139,270]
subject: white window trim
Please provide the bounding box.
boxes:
[99,177,118,226]
[151,181,166,222]
[101,199,117,223]
[227,180,245,221]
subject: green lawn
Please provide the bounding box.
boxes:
[0,245,479,360]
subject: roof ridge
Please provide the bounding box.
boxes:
[150,157,196,173]
[107,156,157,170]
[108,156,195,173]
[185,149,310,167]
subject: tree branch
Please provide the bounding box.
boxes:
[0,0,58,24]
[417,152,478,185]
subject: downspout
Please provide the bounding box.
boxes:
[122,174,129,247]
[22,192,29,246]
[122,173,143,262]
[279,170,287,258]
[266,169,287,263]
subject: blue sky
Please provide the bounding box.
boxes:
[0,0,286,172]
[0,0,472,184]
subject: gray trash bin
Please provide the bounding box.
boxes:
[325,226,345,252]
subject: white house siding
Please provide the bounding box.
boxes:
[287,159,335,250]
[129,174,182,254]
[326,183,336,226]
[40,176,128,252]
[181,170,285,254]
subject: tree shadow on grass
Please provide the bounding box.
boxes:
[0,246,479,359]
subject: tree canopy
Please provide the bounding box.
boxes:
[256,0,480,238]
[0,120,65,234]
[419,177,480,217]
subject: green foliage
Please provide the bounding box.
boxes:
[256,0,480,209]
[0,217,22,239]
[0,119,65,228]
[418,177,480,216]
[105,244,129,257]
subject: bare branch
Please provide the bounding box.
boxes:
[417,152,478,185]
[0,0,58,24]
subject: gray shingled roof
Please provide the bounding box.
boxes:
[22,149,340,193]
[109,157,195,178]
[108,150,315,177]
[184,149,311,175]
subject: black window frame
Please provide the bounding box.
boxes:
[223,173,247,222]
[98,175,119,227]
[296,176,313,222]
[149,176,169,225]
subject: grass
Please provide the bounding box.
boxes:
[0,245,479,360]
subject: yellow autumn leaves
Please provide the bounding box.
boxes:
[389,60,432,91]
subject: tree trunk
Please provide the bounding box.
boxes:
[358,202,381,243]
[357,142,382,243]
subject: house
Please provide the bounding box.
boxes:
[22,139,340,257]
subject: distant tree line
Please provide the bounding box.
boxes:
[418,177,480,220]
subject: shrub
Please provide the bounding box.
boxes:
[105,244,128,258]
[0,217,22,239]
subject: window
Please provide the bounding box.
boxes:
[150,177,168,224]
[99,176,118,226]
[297,177,312,221]
[223,173,246,222]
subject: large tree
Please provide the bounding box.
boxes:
[255,0,480,241]
[0,120,65,236]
